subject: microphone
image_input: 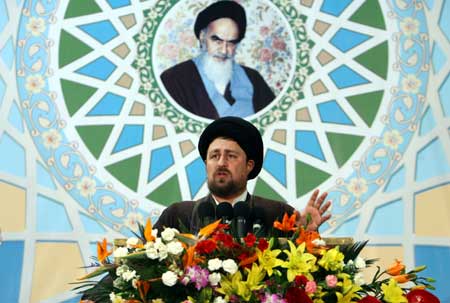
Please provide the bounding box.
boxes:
[233,201,250,238]
[250,207,265,237]
[198,201,215,228]
[216,202,234,225]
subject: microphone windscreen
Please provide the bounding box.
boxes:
[233,201,250,219]
[216,202,234,221]
[198,201,215,219]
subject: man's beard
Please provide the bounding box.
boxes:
[207,170,244,199]
[200,50,233,90]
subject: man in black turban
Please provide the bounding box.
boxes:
[154,117,331,236]
[160,1,275,119]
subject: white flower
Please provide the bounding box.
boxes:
[222,259,238,274]
[161,270,178,286]
[76,176,96,197]
[136,57,147,68]
[113,247,128,258]
[157,103,167,113]
[208,272,221,286]
[400,17,420,37]
[167,241,184,255]
[122,269,137,281]
[124,212,144,232]
[300,41,310,51]
[347,260,354,267]
[132,278,139,289]
[138,33,148,43]
[214,296,227,303]
[355,256,366,269]
[176,119,186,129]
[41,128,61,149]
[312,238,326,247]
[26,17,46,36]
[116,265,129,276]
[161,228,178,242]
[109,292,124,303]
[25,74,45,93]
[354,272,365,285]
[126,237,140,248]
[146,247,159,259]
[383,130,404,150]
[346,177,368,198]
[208,258,223,271]
[402,74,422,94]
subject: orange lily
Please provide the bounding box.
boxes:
[393,274,411,283]
[387,259,405,276]
[239,253,258,267]
[198,219,222,238]
[96,238,112,263]
[136,280,151,301]
[273,213,297,232]
[144,218,155,242]
[296,228,320,253]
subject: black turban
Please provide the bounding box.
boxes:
[194,1,247,42]
[198,116,263,180]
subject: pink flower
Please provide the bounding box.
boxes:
[305,280,317,293]
[325,275,338,288]
[162,43,179,60]
[179,31,196,47]
[260,26,270,36]
[260,48,273,62]
[272,37,286,50]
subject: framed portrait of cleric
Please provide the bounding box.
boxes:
[135,0,312,133]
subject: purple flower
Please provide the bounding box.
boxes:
[185,265,210,290]
[262,292,287,303]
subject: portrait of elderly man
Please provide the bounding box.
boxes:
[160,0,275,119]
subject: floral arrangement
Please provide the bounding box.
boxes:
[76,214,440,303]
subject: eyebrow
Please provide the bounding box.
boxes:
[210,34,239,44]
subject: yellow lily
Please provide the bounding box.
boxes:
[281,241,317,281]
[257,247,283,276]
[381,279,407,303]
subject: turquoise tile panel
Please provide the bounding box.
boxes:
[0,241,24,303]
[383,166,405,193]
[439,0,450,42]
[329,65,369,88]
[415,245,450,301]
[263,149,287,186]
[37,195,73,232]
[112,124,144,153]
[75,56,116,80]
[148,145,174,181]
[419,106,436,136]
[87,92,125,116]
[36,161,57,190]
[80,212,106,233]
[320,0,352,16]
[367,199,403,235]
[431,42,446,74]
[78,20,119,44]
[8,100,24,133]
[330,28,371,52]
[439,74,450,117]
[295,130,325,161]
[185,157,206,197]
[416,138,450,182]
[317,100,354,125]
[0,76,5,107]
[0,133,25,177]
[106,0,130,8]
[328,216,359,236]
[0,37,14,70]
[0,0,8,32]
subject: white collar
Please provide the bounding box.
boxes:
[212,190,248,205]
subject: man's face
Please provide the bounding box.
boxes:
[200,18,239,62]
[206,137,254,199]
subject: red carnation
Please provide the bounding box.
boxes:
[406,289,440,303]
[244,233,257,247]
[294,275,308,287]
[359,296,382,303]
[285,287,313,303]
[257,238,269,252]
[195,239,216,254]
[214,232,234,248]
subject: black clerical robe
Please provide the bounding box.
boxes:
[160,60,275,119]
[153,194,294,237]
